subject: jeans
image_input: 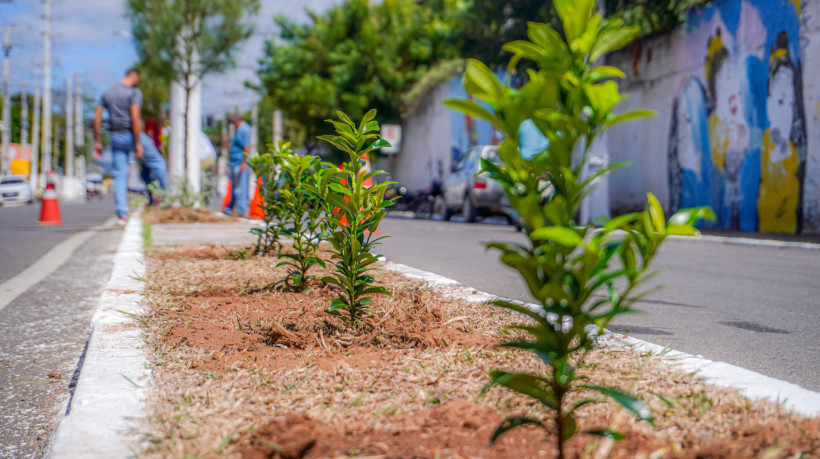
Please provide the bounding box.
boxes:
[226,165,249,216]
[139,132,169,190]
[110,132,135,218]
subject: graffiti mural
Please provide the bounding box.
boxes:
[666,0,806,233]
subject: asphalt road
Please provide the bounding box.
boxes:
[0,196,122,457]
[0,196,116,283]
[377,217,820,392]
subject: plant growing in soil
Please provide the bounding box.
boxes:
[445,1,714,457]
[317,110,395,325]
[247,142,287,256]
[275,150,332,291]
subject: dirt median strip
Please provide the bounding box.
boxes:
[379,259,820,419]
[136,243,819,458]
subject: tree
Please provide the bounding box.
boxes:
[605,0,714,37]
[127,0,259,187]
[257,0,464,155]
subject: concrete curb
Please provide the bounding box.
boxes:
[383,212,820,251]
[380,259,820,419]
[50,213,150,458]
[668,234,820,251]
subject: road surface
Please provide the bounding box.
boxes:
[0,197,122,457]
[377,217,820,392]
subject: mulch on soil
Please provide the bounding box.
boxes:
[139,244,819,458]
[142,207,239,224]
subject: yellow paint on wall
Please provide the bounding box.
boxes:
[790,0,801,19]
[708,113,727,172]
[758,130,799,233]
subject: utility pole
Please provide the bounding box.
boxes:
[20,83,28,150]
[1,26,11,176]
[41,0,52,174]
[30,86,40,196]
[65,73,74,177]
[74,73,83,148]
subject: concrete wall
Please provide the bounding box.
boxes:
[800,0,820,233]
[377,82,451,191]
[608,0,818,234]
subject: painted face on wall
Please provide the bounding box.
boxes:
[766,66,795,162]
[677,88,701,180]
[714,59,749,155]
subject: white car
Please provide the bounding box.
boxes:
[0,175,32,204]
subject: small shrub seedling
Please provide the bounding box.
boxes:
[317,110,395,326]
[445,1,714,457]
[247,143,288,256]
[274,150,332,291]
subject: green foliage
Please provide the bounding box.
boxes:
[317,110,395,325]
[127,0,259,90]
[224,248,251,261]
[275,149,334,291]
[247,145,287,256]
[257,0,465,153]
[446,2,714,457]
[148,174,214,210]
[605,0,713,37]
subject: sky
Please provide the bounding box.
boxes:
[0,0,338,115]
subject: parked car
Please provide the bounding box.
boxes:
[0,175,32,205]
[435,145,510,223]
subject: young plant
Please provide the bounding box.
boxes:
[317,110,394,326]
[247,144,286,256]
[275,151,331,291]
[445,1,714,457]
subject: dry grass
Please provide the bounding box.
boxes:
[137,244,819,458]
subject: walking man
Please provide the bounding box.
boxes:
[225,113,251,217]
[93,68,143,224]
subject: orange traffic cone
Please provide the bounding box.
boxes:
[249,177,265,220]
[38,172,62,226]
[221,179,232,213]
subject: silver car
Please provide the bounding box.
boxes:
[435,145,508,223]
[0,175,32,205]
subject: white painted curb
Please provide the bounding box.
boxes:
[380,259,820,418]
[668,234,820,251]
[50,213,150,458]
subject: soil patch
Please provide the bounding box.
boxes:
[143,207,238,224]
[139,244,820,458]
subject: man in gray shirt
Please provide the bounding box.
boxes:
[93,68,144,223]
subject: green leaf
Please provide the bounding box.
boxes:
[585,81,621,116]
[463,58,504,104]
[562,413,577,441]
[647,193,665,234]
[667,206,716,227]
[666,224,699,236]
[584,429,625,440]
[590,25,640,63]
[489,417,547,445]
[582,385,653,425]
[527,22,568,60]
[488,370,557,408]
[586,66,626,82]
[606,109,657,126]
[443,99,496,124]
[530,226,583,246]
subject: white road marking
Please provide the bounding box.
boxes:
[0,218,116,313]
